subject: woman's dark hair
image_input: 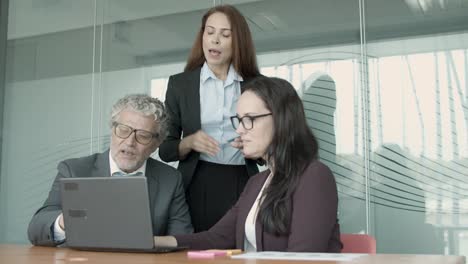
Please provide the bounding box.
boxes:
[185,4,259,78]
[243,76,319,236]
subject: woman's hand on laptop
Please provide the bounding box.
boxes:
[154,236,177,247]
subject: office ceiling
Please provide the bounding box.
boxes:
[7,0,263,39]
[9,0,468,38]
[6,0,468,70]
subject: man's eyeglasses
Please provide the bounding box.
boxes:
[230,113,272,130]
[112,122,159,145]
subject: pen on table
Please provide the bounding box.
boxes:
[226,249,242,255]
[205,249,243,256]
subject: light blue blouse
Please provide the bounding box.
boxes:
[199,62,245,165]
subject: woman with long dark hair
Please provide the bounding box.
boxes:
[156,76,342,252]
[158,5,260,232]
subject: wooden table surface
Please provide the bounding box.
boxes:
[0,244,465,264]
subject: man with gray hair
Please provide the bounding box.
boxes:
[27,94,193,246]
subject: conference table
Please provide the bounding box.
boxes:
[0,244,465,264]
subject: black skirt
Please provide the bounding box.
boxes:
[186,160,249,232]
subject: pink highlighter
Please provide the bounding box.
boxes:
[187,251,216,259]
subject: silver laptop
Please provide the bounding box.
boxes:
[60,176,185,253]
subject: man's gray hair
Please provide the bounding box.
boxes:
[110,94,169,141]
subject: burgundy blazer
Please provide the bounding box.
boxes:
[175,160,342,252]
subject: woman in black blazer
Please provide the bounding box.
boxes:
[159,5,260,232]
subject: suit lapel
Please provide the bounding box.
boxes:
[254,172,269,251]
[145,159,159,217]
[185,68,202,132]
[91,150,111,177]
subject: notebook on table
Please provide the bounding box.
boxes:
[60,176,186,253]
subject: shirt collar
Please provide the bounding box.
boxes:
[200,62,243,85]
[109,150,147,176]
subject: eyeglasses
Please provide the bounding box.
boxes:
[230,113,272,130]
[112,122,159,145]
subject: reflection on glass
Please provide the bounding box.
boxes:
[368,48,468,255]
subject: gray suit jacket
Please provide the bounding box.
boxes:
[27,150,193,246]
[159,68,259,188]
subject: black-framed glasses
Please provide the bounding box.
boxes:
[230,113,272,130]
[112,122,159,145]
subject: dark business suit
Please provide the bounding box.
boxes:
[175,160,342,252]
[158,68,258,188]
[27,150,193,247]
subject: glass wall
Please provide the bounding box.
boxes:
[1,0,97,243]
[1,0,467,256]
[365,0,468,255]
[0,0,7,245]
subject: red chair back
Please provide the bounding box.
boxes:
[340,233,376,254]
